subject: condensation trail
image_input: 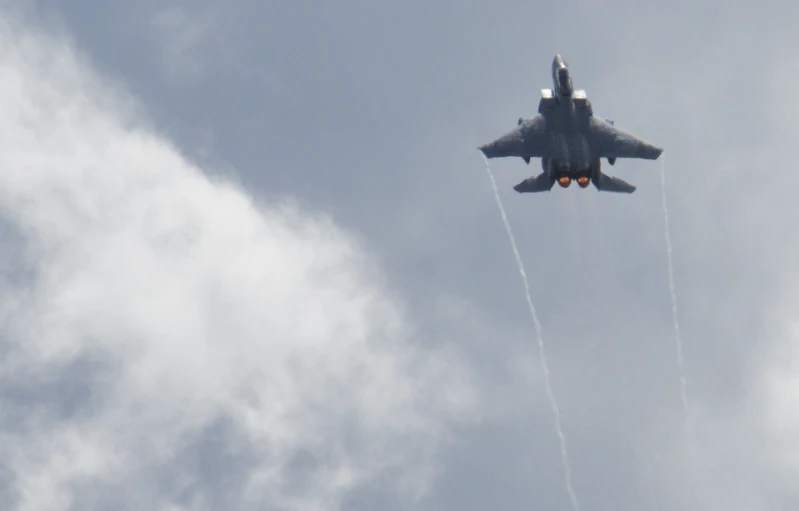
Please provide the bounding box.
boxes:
[660,152,689,417]
[481,154,580,511]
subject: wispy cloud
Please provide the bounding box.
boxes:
[0,18,479,510]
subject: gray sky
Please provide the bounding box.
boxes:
[0,1,797,510]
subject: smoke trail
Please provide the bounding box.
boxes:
[480,154,580,511]
[660,152,689,417]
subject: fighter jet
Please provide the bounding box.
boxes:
[478,54,663,193]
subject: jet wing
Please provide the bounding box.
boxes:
[590,117,663,160]
[478,114,549,159]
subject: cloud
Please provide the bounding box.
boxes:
[0,17,479,511]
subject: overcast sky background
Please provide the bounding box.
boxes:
[0,1,798,510]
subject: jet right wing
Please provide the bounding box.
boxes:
[478,114,549,160]
[589,117,663,160]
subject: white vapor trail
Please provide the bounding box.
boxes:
[481,154,580,511]
[660,152,689,417]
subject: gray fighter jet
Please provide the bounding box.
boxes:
[478,55,663,193]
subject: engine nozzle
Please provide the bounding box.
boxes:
[557,176,571,188]
[576,176,590,188]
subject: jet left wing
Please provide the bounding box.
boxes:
[478,114,549,160]
[513,173,555,193]
[589,117,663,160]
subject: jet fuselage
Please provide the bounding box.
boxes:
[543,55,592,188]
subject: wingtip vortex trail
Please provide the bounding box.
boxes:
[481,154,580,511]
[660,152,689,419]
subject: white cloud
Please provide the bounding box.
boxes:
[0,18,479,511]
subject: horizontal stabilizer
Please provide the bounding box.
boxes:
[513,173,554,193]
[593,173,636,193]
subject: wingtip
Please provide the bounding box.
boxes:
[650,146,665,160]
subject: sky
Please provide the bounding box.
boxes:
[0,1,797,510]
